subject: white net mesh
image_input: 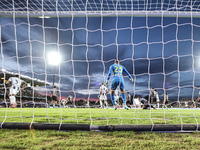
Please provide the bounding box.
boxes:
[1,0,200,131]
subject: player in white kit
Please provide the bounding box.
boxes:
[154,89,160,108]
[114,88,120,106]
[85,97,90,108]
[6,75,26,108]
[99,83,108,109]
[61,99,67,107]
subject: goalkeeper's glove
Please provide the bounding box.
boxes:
[130,78,134,82]
[105,80,108,87]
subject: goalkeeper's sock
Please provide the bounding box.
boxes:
[122,93,126,105]
[111,94,115,105]
[165,106,168,109]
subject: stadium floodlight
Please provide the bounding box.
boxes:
[48,52,61,86]
[48,52,61,66]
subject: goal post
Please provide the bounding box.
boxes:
[1,0,200,132]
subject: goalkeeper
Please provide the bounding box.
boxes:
[106,60,133,110]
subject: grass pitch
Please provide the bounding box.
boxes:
[1,129,200,149]
[1,108,200,149]
[0,107,200,125]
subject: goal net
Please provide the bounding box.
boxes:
[1,0,200,132]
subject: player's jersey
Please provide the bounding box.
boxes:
[164,95,168,101]
[154,91,160,102]
[107,64,132,81]
[85,98,89,105]
[8,77,24,89]
[140,98,147,104]
[100,85,108,100]
[151,90,156,98]
[61,99,67,104]
[127,94,131,102]
[100,85,108,95]
[51,88,59,95]
[68,96,73,102]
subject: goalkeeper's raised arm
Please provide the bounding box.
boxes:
[106,60,133,110]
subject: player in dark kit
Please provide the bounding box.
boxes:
[162,92,169,109]
[50,85,59,108]
[137,96,156,110]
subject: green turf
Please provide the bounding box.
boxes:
[0,108,200,125]
[0,129,200,149]
[1,108,200,149]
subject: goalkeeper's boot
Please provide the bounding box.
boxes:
[124,105,130,110]
[114,105,117,110]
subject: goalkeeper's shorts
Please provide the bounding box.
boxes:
[111,77,125,90]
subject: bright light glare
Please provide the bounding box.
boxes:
[39,16,50,18]
[48,52,61,65]
[1,69,6,72]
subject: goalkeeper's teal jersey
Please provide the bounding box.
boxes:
[107,63,132,80]
[107,63,133,90]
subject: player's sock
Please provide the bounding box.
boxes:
[9,96,16,108]
[122,93,126,105]
[13,97,17,108]
[105,101,108,108]
[105,101,108,107]
[53,103,55,108]
[100,101,103,108]
[166,106,168,109]
[9,96,15,104]
[157,103,159,108]
[111,94,115,105]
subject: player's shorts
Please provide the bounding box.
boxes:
[126,100,131,105]
[164,101,169,105]
[100,94,107,100]
[143,104,148,109]
[85,103,90,107]
[156,99,160,103]
[152,97,157,103]
[10,87,20,95]
[111,76,125,90]
[52,95,57,101]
